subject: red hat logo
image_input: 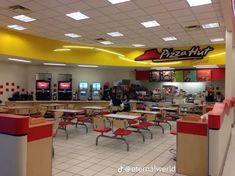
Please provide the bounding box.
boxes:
[135,49,161,61]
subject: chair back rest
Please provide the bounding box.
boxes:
[93,117,106,129]
[67,104,74,109]
[145,114,156,121]
[16,109,30,115]
[30,105,39,114]
[145,106,151,111]
[111,106,120,112]
[54,111,64,119]
[112,119,128,129]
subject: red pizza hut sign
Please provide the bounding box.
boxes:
[135,46,214,62]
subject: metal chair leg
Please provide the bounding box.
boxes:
[121,137,129,152]
[96,134,103,146]
[165,121,172,130]
[155,123,164,134]
[145,128,153,139]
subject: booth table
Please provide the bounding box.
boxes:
[0,113,53,176]
[104,113,140,120]
[41,103,64,111]
[52,109,84,114]
[131,110,160,115]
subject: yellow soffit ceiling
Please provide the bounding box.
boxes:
[0,28,225,67]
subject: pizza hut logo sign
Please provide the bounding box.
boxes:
[135,46,214,62]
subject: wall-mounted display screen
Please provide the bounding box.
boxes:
[93,90,99,95]
[92,82,101,90]
[79,82,88,89]
[149,71,160,82]
[197,69,211,81]
[160,71,173,82]
[183,70,197,82]
[59,82,71,90]
[80,90,87,95]
[173,71,183,82]
[36,81,50,89]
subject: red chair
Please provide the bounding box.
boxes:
[93,117,111,145]
[75,114,90,133]
[112,119,132,151]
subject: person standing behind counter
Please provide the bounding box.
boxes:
[122,95,131,112]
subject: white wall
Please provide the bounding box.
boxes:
[0,62,27,102]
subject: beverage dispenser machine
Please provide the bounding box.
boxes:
[79,82,89,100]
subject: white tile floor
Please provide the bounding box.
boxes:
[52,122,179,176]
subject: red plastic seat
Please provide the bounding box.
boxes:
[155,119,164,123]
[30,114,41,118]
[139,121,154,127]
[170,130,177,135]
[164,116,173,121]
[94,127,111,133]
[113,128,132,136]
[59,121,71,126]
[128,119,138,124]
[76,116,90,122]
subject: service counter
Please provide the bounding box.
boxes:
[176,98,235,176]
[0,113,53,176]
[5,100,140,109]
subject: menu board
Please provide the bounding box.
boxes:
[149,71,160,82]
[183,70,197,82]
[173,71,183,82]
[160,71,173,82]
[197,69,211,81]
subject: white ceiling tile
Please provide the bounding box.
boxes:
[134,0,161,8]
[164,1,189,11]
[67,1,92,11]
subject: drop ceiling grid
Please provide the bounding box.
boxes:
[0,0,226,48]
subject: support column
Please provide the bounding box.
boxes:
[225,30,233,98]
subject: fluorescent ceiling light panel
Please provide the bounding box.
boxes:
[8,24,26,30]
[78,65,98,68]
[187,0,211,7]
[54,48,71,52]
[194,65,218,68]
[8,58,31,63]
[202,23,219,29]
[107,32,124,37]
[13,15,36,22]
[132,44,145,47]
[107,0,130,4]
[210,38,224,42]
[43,63,66,66]
[162,36,177,41]
[66,11,89,20]
[100,41,114,45]
[64,33,81,38]
[141,20,160,28]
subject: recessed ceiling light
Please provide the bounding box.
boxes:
[141,20,160,28]
[66,11,89,21]
[162,36,177,41]
[202,23,219,29]
[100,41,114,45]
[194,65,218,68]
[210,38,224,42]
[107,32,124,37]
[132,44,145,47]
[43,63,66,66]
[78,65,98,68]
[187,0,211,7]
[8,24,26,30]
[53,48,71,52]
[13,15,36,22]
[107,0,130,4]
[8,58,31,63]
[64,33,81,38]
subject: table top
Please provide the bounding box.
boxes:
[104,113,139,120]
[151,107,178,111]
[41,103,63,107]
[82,106,108,110]
[4,106,34,110]
[131,110,160,114]
[52,109,84,113]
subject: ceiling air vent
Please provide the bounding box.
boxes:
[95,38,106,42]
[185,25,202,31]
[9,5,31,14]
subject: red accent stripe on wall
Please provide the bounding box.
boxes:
[177,120,208,136]
[28,124,53,142]
[135,70,149,80]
